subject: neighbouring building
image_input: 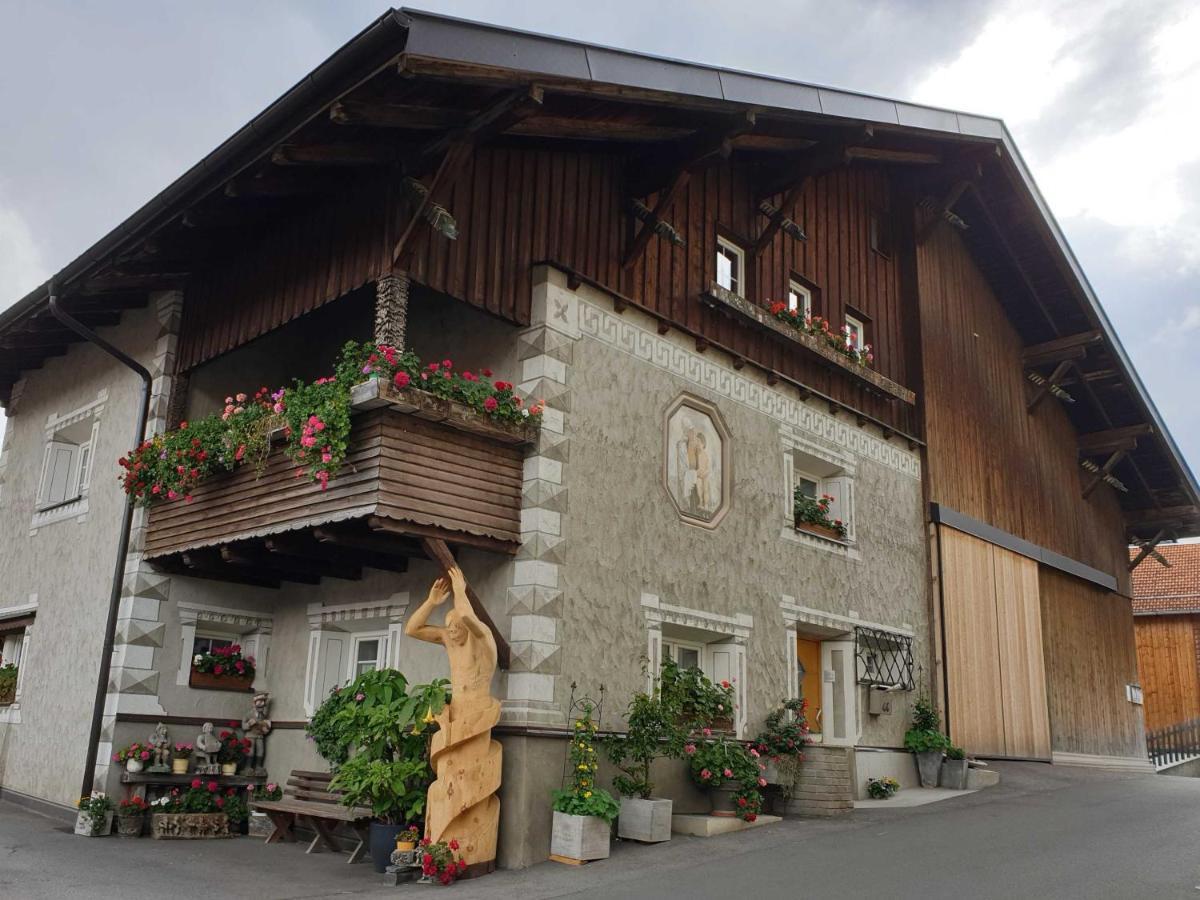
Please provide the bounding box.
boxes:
[1,8,1196,867]
[1132,543,1200,739]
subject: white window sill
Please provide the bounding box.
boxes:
[781,525,862,561]
[31,496,89,531]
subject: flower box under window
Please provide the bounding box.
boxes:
[795,522,846,543]
[188,669,255,693]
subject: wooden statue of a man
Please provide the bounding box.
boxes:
[405,565,501,875]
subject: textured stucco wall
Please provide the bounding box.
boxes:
[0,307,159,807]
[555,277,930,748]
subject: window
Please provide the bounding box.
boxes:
[192,634,234,658]
[788,444,856,545]
[795,474,818,500]
[787,279,813,317]
[662,638,702,671]
[351,633,388,679]
[844,314,865,354]
[0,605,35,718]
[715,236,745,297]
[33,392,105,528]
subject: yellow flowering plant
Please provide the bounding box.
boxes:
[551,703,619,823]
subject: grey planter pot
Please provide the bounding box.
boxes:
[617,797,672,843]
[941,758,969,790]
[709,785,740,816]
[915,750,943,788]
[550,811,611,861]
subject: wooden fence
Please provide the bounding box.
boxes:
[1147,717,1200,768]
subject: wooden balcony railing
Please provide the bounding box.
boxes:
[142,381,535,588]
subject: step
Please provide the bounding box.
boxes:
[671,814,782,837]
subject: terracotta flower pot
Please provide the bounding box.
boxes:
[189,669,254,692]
[795,522,845,542]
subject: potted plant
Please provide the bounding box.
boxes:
[605,666,687,843]
[249,782,282,837]
[150,779,232,839]
[904,697,951,788]
[866,776,900,800]
[418,837,468,885]
[322,669,450,873]
[217,729,251,775]
[551,704,620,861]
[941,745,969,790]
[659,659,736,733]
[115,796,149,837]
[75,792,114,836]
[0,659,17,706]
[189,644,256,691]
[794,490,848,541]
[222,788,250,834]
[171,742,192,774]
[396,823,421,852]
[112,741,153,774]
[687,736,766,821]
[751,698,810,811]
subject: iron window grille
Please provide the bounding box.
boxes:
[855,626,914,691]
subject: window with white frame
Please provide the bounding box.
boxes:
[33,391,105,527]
[303,598,408,716]
[715,236,746,297]
[789,443,856,544]
[787,278,813,317]
[844,314,866,354]
[661,637,702,671]
[192,633,235,658]
[0,605,36,717]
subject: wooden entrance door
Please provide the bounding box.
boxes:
[940,526,1052,759]
[796,637,823,738]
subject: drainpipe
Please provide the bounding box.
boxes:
[49,282,153,798]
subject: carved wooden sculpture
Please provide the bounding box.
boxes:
[406,564,501,874]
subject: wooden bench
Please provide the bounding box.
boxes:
[252,770,372,863]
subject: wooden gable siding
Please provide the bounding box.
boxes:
[180,147,914,431]
[916,223,1128,585]
[1135,615,1200,731]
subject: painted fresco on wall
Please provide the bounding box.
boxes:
[664,395,730,528]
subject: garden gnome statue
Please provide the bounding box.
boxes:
[194,721,221,774]
[147,722,171,772]
[241,692,273,776]
[405,564,501,876]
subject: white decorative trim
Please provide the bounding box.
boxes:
[641,592,753,640]
[43,389,108,433]
[306,595,410,628]
[178,601,273,631]
[176,601,276,687]
[576,293,920,479]
[30,497,89,531]
[780,596,913,638]
[1051,751,1156,773]
[0,600,38,620]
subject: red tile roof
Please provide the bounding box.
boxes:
[1131,543,1200,615]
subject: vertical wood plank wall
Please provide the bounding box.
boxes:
[1134,615,1200,731]
[915,225,1129,588]
[180,149,916,432]
[1039,568,1146,758]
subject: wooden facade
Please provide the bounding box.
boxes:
[1134,616,1200,732]
[143,401,525,569]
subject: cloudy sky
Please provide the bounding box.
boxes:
[1,0,1198,475]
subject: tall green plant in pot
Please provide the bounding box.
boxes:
[904,697,951,788]
[605,663,689,843]
[314,669,449,872]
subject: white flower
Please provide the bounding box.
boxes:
[193,654,203,666]
[521,408,530,418]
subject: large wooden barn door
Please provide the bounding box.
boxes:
[940,527,1052,758]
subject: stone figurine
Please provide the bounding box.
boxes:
[241,692,273,776]
[147,722,172,772]
[194,721,221,775]
[405,565,501,875]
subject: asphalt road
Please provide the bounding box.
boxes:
[2,762,1198,899]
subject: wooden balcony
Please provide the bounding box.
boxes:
[142,381,534,589]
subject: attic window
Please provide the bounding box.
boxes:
[716,236,746,297]
[32,391,106,529]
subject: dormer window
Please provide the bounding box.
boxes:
[716,236,745,297]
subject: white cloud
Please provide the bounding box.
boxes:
[0,201,46,311]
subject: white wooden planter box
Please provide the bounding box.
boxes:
[550,811,611,861]
[617,797,672,843]
[74,811,113,836]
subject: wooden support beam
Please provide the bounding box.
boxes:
[271,143,395,167]
[1129,530,1168,571]
[1078,424,1152,456]
[1082,450,1126,499]
[267,533,409,574]
[408,85,545,179]
[622,167,691,269]
[844,146,940,165]
[627,110,756,200]
[753,144,844,254]
[259,539,363,581]
[917,180,972,245]
[392,142,470,264]
[1022,331,1103,366]
[1027,359,1074,411]
[330,100,465,129]
[176,551,281,589]
[220,546,322,584]
[419,537,511,671]
[1126,505,1200,527]
[312,526,425,559]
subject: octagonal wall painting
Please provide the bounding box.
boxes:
[664,394,730,528]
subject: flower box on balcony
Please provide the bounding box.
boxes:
[351,379,539,446]
[189,669,254,693]
[700,282,916,405]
